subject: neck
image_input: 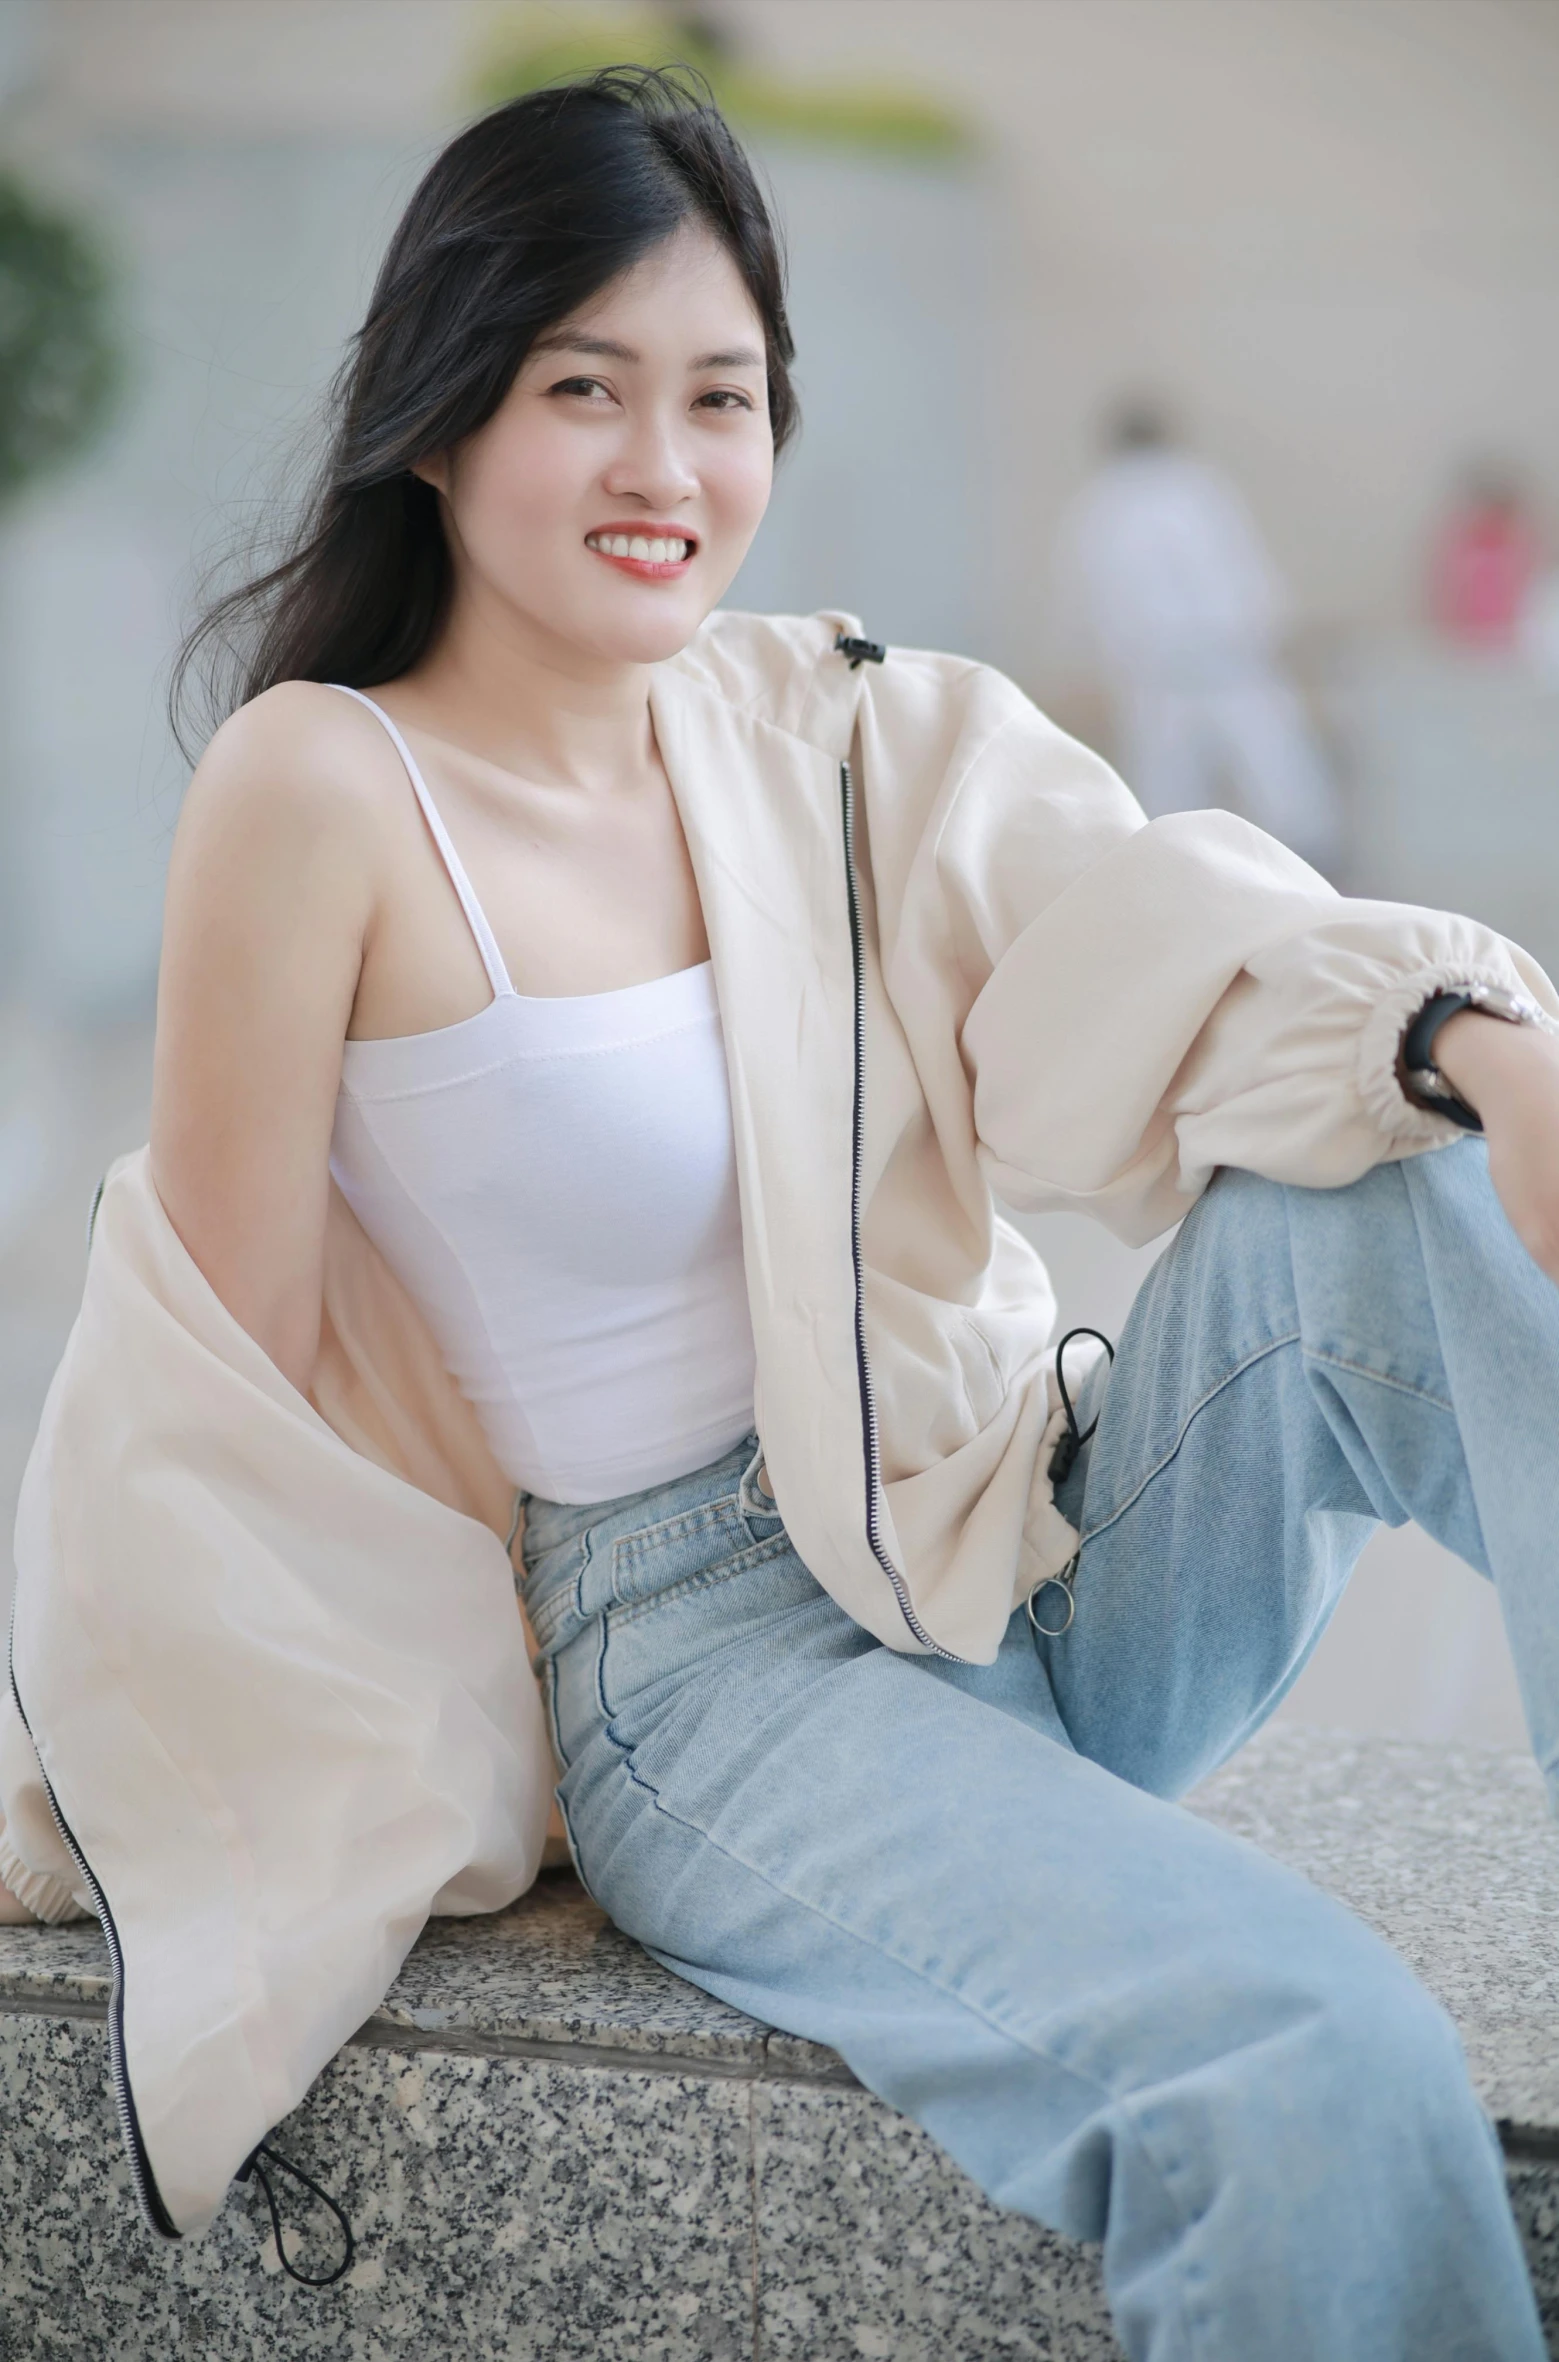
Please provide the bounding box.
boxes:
[396,575,659,793]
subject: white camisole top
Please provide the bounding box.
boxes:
[327,687,757,1506]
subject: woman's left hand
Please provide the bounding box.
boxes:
[1435,1009,1559,1286]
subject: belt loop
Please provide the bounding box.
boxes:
[737,1434,778,1521]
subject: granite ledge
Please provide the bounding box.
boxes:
[0,1864,856,2085]
[1188,1726,1559,2134]
[2,1727,1556,2126]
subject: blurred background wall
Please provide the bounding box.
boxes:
[1,0,1556,1748]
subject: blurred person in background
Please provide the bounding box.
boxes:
[1430,458,1543,649]
[7,67,1559,2362]
[1055,398,1342,873]
[1518,564,1559,685]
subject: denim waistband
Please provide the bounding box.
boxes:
[517,1427,776,1654]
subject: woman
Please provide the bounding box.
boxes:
[11,66,1559,2358]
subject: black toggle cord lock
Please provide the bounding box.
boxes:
[237,2141,357,2287]
[834,632,887,669]
[1026,1326,1116,1644]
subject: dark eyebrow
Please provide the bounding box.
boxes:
[531,333,765,372]
[531,333,639,362]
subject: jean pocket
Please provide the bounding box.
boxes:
[609,1494,790,1616]
[596,1523,802,1722]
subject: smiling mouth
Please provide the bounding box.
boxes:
[585,529,697,574]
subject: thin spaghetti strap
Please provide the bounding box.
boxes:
[326,683,514,999]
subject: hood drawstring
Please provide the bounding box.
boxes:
[238,2141,356,2287]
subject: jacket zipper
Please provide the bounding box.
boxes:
[839,758,964,1663]
[7,1646,179,2239]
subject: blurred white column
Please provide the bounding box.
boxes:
[727,145,1007,663]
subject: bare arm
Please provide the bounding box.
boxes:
[149,686,378,1394]
[0,696,384,1921]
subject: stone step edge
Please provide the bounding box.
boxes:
[0,1988,862,2090]
[10,1988,1557,2157]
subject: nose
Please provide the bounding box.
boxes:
[599,401,699,514]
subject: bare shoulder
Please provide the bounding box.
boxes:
[178,679,410,861]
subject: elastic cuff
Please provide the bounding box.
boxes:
[0,1833,92,1926]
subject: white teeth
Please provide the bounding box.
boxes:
[587,531,692,562]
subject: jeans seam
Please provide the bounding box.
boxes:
[546,1653,571,1775]
[1079,1332,1302,1549]
[1301,1348,1455,1416]
[553,1780,595,1899]
[596,1719,1200,2273]
[594,1551,612,1719]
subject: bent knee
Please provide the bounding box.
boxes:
[1220,1933,1473,2140]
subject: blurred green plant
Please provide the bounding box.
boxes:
[0,171,119,501]
[474,8,975,158]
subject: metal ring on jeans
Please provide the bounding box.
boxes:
[1025,1569,1076,1640]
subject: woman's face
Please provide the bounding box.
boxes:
[428,222,775,669]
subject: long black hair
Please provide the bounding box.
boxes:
[172,66,796,755]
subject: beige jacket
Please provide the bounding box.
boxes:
[4,608,1551,2238]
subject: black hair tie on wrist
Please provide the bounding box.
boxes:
[237,2141,356,2287]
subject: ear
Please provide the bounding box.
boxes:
[410,451,451,497]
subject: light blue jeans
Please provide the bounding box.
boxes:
[517,1140,1554,2361]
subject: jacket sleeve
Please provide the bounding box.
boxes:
[898,664,1557,1244]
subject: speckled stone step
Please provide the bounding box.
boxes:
[2,1727,1558,2360]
